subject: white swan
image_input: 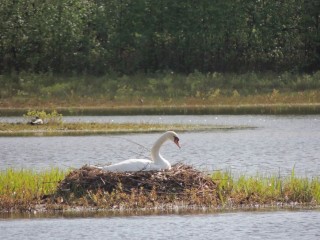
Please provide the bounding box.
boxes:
[30,116,43,125]
[97,131,180,172]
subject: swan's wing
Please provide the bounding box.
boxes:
[31,119,43,125]
[102,159,158,172]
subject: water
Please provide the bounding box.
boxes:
[1,115,320,239]
[1,210,320,240]
[1,115,319,176]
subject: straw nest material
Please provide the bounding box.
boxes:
[58,163,216,196]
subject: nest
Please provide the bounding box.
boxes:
[58,163,216,196]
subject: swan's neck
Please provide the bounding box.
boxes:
[151,134,170,167]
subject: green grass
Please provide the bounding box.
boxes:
[0,168,66,210]
[0,122,246,136]
[1,71,320,115]
[1,102,320,117]
[212,171,320,206]
[1,168,320,212]
[2,71,320,100]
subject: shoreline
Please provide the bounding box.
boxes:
[0,122,251,137]
[1,103,320,116]
[1,201,319,217]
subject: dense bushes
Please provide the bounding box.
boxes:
[1,0,320,75]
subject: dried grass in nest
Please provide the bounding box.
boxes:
[58,163,217,197]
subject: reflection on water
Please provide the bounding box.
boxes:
[0,210,320,240]
[1,115,320,176]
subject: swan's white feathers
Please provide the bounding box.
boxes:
[100,131,180,173]
[102,159,164,172]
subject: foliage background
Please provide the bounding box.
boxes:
[1,0,320,75]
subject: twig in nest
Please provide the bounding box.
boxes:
[58,163,216,197]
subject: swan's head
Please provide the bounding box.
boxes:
[166,131,181,148]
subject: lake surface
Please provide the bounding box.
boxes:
[1,115,319,176]
[1,210,320,240]
[1,115,320,239]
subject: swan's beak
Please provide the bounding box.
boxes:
[174,136,181,148]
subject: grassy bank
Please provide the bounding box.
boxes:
[1,71,320,115]
[1,103,320,116]
[1,167,319,213]
[0,122,244,136]
[0,168,65,211]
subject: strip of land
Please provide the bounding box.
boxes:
[0,165,319,214]
[1,103,320,116]
[0,122,251,136]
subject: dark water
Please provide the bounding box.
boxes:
[1,210,320,240]
[1,115,319,176]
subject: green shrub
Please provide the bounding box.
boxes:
[40,82,73,98]
[23,110,63,124]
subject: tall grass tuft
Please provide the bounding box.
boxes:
[0,168,66,210]
[212,170,320,206]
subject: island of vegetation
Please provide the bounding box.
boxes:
[1,164,319,214]
[0,110,253,136]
